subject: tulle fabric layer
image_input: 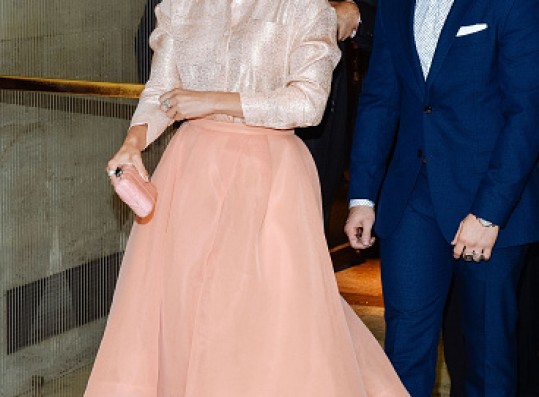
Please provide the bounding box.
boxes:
[84,119,408,397]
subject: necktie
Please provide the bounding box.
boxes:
[413,0,454,79]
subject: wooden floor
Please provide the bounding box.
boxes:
[336,258,384,307]
[335,258,450,397]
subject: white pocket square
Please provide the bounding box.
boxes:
[456,23,488,37]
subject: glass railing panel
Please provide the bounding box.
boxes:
[0,89,172,397]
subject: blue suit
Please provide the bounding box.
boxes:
[349,0,539,395]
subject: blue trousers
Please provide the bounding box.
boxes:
[380,168,526,397]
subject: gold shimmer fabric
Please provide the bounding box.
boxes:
[130,0,341,146]
[84,1,409,396]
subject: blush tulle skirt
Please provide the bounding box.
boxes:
[84,119,409,397]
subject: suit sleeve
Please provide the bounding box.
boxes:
[348,0,401,201]
[240,6,341,129]
[470,0,539,227]
[130,0,180,148]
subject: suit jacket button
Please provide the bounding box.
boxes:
[417,149,423,158]
[424,106,432,114]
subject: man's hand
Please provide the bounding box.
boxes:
[345,205,376,249]
[330,1,361,41]
[452,214,499,262]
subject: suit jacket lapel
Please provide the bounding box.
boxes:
[399,0,425,94]
[426,0,476,87]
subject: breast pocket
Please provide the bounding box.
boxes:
[447,27,496,77]
[453,25,489,48]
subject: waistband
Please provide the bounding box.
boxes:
[188,118,294,136]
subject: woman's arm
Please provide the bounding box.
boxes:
[142,1,339,130]
[130,0,180,148]
[240,4,341,129]
[157,3,339,127]
[157,90,243,120]
[107,0,178,177]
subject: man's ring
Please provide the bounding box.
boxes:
[162,98,172,110]
[473,251,484,262]
[463,252,474,262]
[107,169,117,177]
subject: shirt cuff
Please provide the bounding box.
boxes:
[476,216,495,227]
[130,102,174,148]
[349,199,375,209]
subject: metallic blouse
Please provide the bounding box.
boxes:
[130,0,341,147]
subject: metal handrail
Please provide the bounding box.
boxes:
[0,75,143,98]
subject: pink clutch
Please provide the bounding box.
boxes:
[110,165,157,218]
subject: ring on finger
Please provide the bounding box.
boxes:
[107,168,117,177]
[472,252,483,262]
[463,251,474,262]
[162,98,172,110]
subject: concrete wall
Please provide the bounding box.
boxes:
[0,1,165,396]
[0,0,148,82]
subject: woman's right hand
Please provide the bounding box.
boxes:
[107,125,149,181]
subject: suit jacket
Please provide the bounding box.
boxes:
[349,0,539,248]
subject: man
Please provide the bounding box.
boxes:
[344,0,539,396]
[135,0,376,234]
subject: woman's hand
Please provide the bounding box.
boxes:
[159,89,216,121]
[159,89,243,121]
[330,1,360,41]
[107,124,149,181]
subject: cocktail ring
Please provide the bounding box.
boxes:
[162,98,172,110]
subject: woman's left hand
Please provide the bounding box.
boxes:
[159,88,216,121]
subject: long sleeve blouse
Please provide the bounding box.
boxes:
[130,0,341,147]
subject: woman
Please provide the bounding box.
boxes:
[85,0,408,396]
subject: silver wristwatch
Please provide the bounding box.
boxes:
[476,217,495,227]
